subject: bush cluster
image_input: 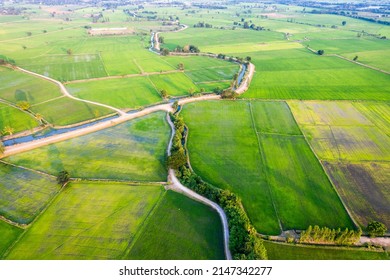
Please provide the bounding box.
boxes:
[168,113,267,260]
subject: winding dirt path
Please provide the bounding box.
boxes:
[16,67,127,116]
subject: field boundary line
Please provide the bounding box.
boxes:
[133,58,144,74]
[286,102,360,230]
[248,101,283,233]
[121,189,167,259]
[30,95,66,106]
[0,159,56,178]
[0,215,27,229]
[98,52,110,76]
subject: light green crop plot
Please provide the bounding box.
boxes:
[244,49,390,101]
[0,66,61,105]
[127,191,225,260]
[149,72,199,96]
[5,112,170,182]
[0,103,38,134]
[5,182,165,260]
[66,76,162,110]
[0,221,23,258]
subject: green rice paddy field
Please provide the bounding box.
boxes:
[0,162,58,224]
[0,221,23,257]
[182,100,354,235]
[3,183,224,260]
[0,103,38,134]
[4,112,170,181]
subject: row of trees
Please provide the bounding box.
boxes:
[193,22,213,28]
[168,113,267,260]
[299,225,361,245]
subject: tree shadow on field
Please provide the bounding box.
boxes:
[15,89,27,102]
[47,144,65,174]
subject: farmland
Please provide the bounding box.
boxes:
[289,100,390,230]
[4,112,170,181]
[5,182,166,259]
[0,0,389,262]
[127,191,225,260]
[182,100,353,235]
[4,183,224,260]
[0,162,58,224]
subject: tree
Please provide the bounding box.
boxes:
[245,56,251,62]
[57,170,70,185]
[161,48,170,56]
[172,101,179,111]
[26,32,32,36]
[160,89,168,99]
[35,113,44,124]
[367,221,387,237]
[243,21,249,29]
[188,88,195,95]
[317,49,325,55]
[17,101,31,110]
[353,55,358,61]
[158,36,164,44]
[342,21,347,26]
[66,48,73,55]
[3,126,15,136]
[177,63,184,70]
[0,141,4,155]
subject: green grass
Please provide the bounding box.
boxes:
[264,241,389,260]
[0,103,38,134]
[0,162,59,224]
[4,112,170,181]
[5,182,165,259]
[127,191,225,260]
[149,72,199,96]
[243,49,390,101]
[30,97,114,126]
[353,102,390,137]
[182,100,353,234]
[66,76,162,110]
[0,66,61,105]
[0,221,23,258]
[161,55,237,71]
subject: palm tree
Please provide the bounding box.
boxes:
[0,141,4,155]
[35,113,44,124]
[3,126,15,136]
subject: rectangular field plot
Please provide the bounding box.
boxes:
[186,65,238,83]
[0,162,58,224]
[161,56,237,71]
[289,101,390,161]
[264,241,389,260]
[66,76,162,110]
[127,191,225,260]
[149,72,199,97]
[182,100,353,235]
[4,112,170,182]
[0,221,23,258]
[30,97,114,126]
[0,103,38,134]
[20,54,107,82]
[0,67,61,105]
[243,49,390,101]
[323,162,390,231]
[5,182,164,260]
[353,102,390,137]
[182,101,280,235]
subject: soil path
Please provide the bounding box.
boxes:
[359,236,390,248]
[16,67,127,116]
